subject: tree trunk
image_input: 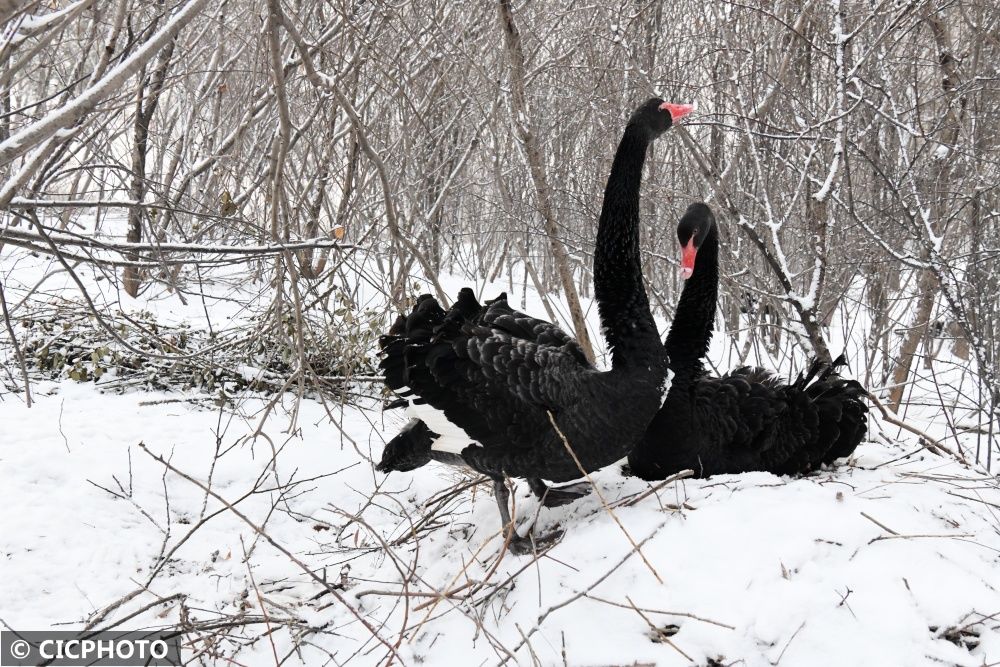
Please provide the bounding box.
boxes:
[496,0,595,363]
[123,38,175,297]
[888,263,937,411]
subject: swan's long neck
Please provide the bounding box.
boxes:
[664,226,718,383]
[593,125,662,370]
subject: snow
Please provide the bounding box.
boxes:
[2,1,89,48]
[1,382,998,666]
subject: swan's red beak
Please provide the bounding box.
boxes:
[660,102,696,123]
[680,238,697,279]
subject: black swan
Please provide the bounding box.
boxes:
[377,99,694,552]
[626,202,868,480]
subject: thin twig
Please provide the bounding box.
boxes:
[136,442,404,663]
[583,594,735,630]
[773,620,807,665]
[868,392,965,462]
[616,469,695,508]
[869,532,975,544]
[501,524,665,664]
[547,411,664,584]
[859,511,899,535]
[625,595,693,662]
[241,536,280,666]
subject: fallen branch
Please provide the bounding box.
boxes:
[867,392,965,462]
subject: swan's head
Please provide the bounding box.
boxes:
[630,98,695,137]
[677,202,715,279]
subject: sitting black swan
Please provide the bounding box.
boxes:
[626,202,868,480]
[377,99,694,553]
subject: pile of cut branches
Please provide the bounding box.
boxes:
[9,302,384,398]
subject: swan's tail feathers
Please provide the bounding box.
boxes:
[376,291,487,475]
[379,302,436,467]
[436,296,479,340]
[379,294,450,397]
[819,377,868,463]
[450,287,483,321]
[376,419,437,473]
[800,355,869,466]
[769,386,823,475]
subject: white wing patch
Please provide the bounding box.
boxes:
[659,368,674,408]
[405,399,477,454]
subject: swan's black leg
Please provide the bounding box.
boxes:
[527,478,591,508]
[492,477,514,532]
[492,478,530,555]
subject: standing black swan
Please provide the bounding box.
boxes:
[626,202,868,480]
[377,99,694,552]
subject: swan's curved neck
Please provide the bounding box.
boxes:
[664,225,718,379]
[593,124,662,369]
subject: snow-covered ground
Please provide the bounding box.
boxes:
[2,244,999,666]
[1,377,998,666]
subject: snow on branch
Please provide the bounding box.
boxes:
[0,0,211,167]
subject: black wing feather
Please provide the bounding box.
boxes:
[629,357,868,480]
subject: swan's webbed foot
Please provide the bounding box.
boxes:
[493,478,565,554]
[506,527,565,555]
[527,478,591,508]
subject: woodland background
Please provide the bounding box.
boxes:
[3,3,1000,665]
